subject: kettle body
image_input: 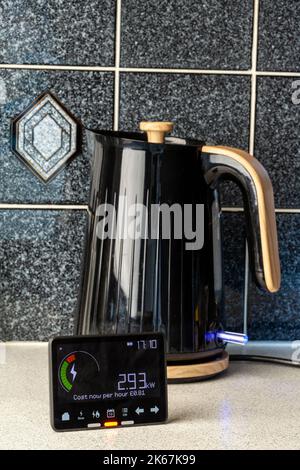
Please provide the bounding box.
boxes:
[76,126,280,365]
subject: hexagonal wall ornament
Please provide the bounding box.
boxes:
[11,91,81,183]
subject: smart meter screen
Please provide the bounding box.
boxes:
[49,333,167,431]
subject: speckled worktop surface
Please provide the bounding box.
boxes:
[1,342,300,450]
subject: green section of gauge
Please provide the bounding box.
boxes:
[60,360,72,391]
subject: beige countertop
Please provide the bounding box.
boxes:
[0,342,299,450]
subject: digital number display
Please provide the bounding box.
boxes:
[49,333,167,431]
[137,339,158,350]
[117,372,150,392]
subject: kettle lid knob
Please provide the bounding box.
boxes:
[140,121,174,144]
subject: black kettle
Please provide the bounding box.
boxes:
[76,122,280,381]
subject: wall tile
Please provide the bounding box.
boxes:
[121,0,253,70]
[248,214,300,341]
[0,1,297,346]
[120,73,250,148]
[255,77,300,208]
[0,70,114,203]
[257,0,300,72]
[120,73,250,206]
[222,211,246,333]
[0,0,115,66]
[0,210,87,341]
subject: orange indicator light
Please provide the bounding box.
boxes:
[104,421,118,428]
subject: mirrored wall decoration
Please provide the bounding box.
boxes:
[11,91,81,183]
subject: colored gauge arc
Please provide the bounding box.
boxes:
[58,351,100,393]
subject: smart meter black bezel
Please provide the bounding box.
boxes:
[49,333,168,432]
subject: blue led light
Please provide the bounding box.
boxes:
[216,331,248,345]
[205,332,216,342]
[205,330,248,345]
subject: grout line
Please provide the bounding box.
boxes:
[222,207,244,212]
[0,204,88,210]
[0,64,116,72]
[0,205,298,212]
[243,0,260,334]
[256,71,300,77]
[118,67,251,75]
[243,242,249,336]
[115,2,122,70]
[113,72,120,131]
[113,0,122,131]
[0,63,299,77]
[275,208,300,213]
[222,207,300,213]
[249,0,259,155]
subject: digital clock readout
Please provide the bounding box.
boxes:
[137,339,158,350]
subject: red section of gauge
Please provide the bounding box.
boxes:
[66,354,76,363]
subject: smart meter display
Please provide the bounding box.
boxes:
[49,333,167,431]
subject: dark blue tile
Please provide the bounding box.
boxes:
[120,73,250,207]
[0,0,115,66]
[222,211,246,333]
[121,0,253,69]
[120,73,250,148]
[0,210,87,341]
[220,182,243,209]
[255,77,300,208]
[248,213,300,341]
[257,0,300,72]
[0,70,113,203]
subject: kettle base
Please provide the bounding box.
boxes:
[167,351,229,383]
